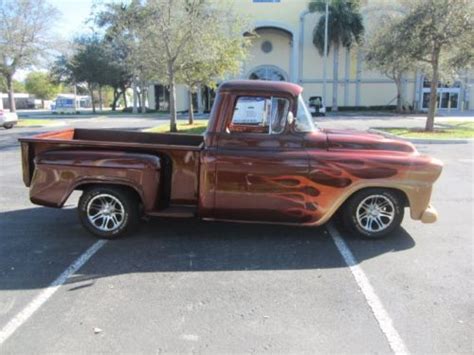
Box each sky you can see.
[15,0,108,80]
[49,0,97,39]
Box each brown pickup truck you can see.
[19,80,442,239]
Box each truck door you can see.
[214,95,310,223]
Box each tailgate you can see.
[20,141,34,187]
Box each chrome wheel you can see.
[86,193,125,232]
[356,194,395,233]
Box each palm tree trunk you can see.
[332,44,339,112]
[344,47,350,107]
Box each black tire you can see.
[4,124,13,129]
[78,186,140,239]
[341,188,404,239]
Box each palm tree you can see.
[309,0,364,111]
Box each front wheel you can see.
[3,124,14,129]
[341,188,404,239]
[78,186,139,239]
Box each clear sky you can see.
[14,0,106,80]
[49,0,96,39]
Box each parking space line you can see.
[0,240,107,346]
[327,223,408,355]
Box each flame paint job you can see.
[19,80,443,228]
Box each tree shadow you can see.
[0,207,415,291]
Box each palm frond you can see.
[310,0,364,53]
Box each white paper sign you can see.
[232,97,269,125]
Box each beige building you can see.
[148,0,473,113]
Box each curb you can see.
[368,128,473,145]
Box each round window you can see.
[261,41,273,54]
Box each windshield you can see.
[295,95,317,132]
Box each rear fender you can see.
[30,150,161,211]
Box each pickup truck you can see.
[19,80,442,239]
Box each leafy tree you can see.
[396,0,474,131]
[50,55,76,85]
[98,41,133,111]
[94,1,142,110]
[52,36,114,113]
[0,77,25,93]
[308,0,364,111]
[365,14,417,113]
[0,0,59,112]
[178,8,250,124]
[138,0,250,132]
[25,72,61,108]
[138,0,205,130]
[68,35,109,113]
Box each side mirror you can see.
[287,111,295,126]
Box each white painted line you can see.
[0,240,107,346]
[327,223,409,355]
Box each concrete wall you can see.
[243,28,292,80]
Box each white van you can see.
[51,95,91,114]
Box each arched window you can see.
[249,66,287,81]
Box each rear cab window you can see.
[228,96,289,134]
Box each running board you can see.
[147,205,196,218]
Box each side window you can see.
[270,97,289,134]
[229,96,289,134]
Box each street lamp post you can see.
[323,0,329,109]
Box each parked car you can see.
[308,96,326,116]
[0,99,18,129]
[19,80,442,239]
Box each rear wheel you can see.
[342,188,404,239]
[3,124,13,129]
[78,186,139,239]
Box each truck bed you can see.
[22,128,204,149]
[19,128,204,206]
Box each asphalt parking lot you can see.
[0,119,472,353]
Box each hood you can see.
[322,128,416,153]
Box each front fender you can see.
[30,150,161,211]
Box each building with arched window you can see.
[148,0,473,113]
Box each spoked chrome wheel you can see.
[86,193,125,232]
[355,194,395,233]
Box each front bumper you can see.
[420,204,438,223]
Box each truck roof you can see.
[218,80,303,97]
